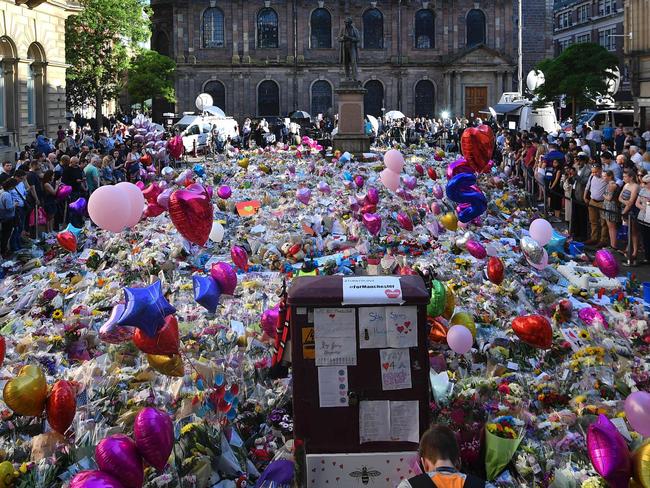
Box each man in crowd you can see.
[630,146,644,166]
[583,162,609,247]
[84,155,100,195]
[571,152,591,242]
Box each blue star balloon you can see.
[65,223,83,237]
[117,281,176,337]
[193,275,221,313]
[193,163,205,177]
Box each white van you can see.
[575,109,635,135]
[482,93,560,133]
[173,114,239,153]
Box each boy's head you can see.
[418,424,460,471]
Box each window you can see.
[27,65,34,126]
[364,80,383,117]
[257,8,278,49]
[311,80,332,116]
[203,7,225,48]
[598,0,616,16]
[466,9,486,47]
[576,33,591,43]
[599,27,616,51]
[558,38,573,52]
[414,80,435,117]
[187,125,200,136]
[153,31,170,57]
[204,80,225,110]
[414,10,435,49]
[363,9,383,49]
[310,8,331,49]
[557,11,572,29]
[577,4,590,23]
[258,80,279,116]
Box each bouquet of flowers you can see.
[485,415,524,480]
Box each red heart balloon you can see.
[46,380,77,435]
[134,315,180,355]
[486,256,504,285]
[511,315,552,349]
[57,231,77,252]
[141,153,152,166]
[142,184,162,205]
[427,167,437,180]
[461,125,495,173]
[169,188,213,246]
[144,203,166,218]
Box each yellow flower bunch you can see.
[179,283,193,291]
[531,285,545,294]
[180,422,199,436]
[52,309,64,321]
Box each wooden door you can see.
[464,86,487,120]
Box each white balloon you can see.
[209,221,225,243]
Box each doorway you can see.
[464,86,487,120]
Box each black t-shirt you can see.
[62,166,84,193]
[26,171,44,200]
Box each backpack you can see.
[408,473,486,488]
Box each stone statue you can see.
[339,17,360,81]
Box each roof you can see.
[486,103,526,115]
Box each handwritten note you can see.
[342,277,404,305]
[358,307,388,349]
[389,401,419,443]
[318,366,349,408]
[359,400,419,444]
[314,308,357,366]
[380,348,412,390]
[385,306,418,348]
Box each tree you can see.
[127,50,176,111]
[534,43,619,123]
[65,0,150,131]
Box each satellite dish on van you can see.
[526,70,545,92]
[605,67,621,95]
[195,93,214,112]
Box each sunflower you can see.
[578,329,591,341]
[52,309,64,321]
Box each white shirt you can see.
[586,130,602,143]
[642,130,650,142]
[632,152,644,166]
[586,174,608,201]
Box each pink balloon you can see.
[354,175,364,188]
[88,186,131,232]
[217,185,232,200]
[261,306,280,337]
[142,183,162,205]
[587,415,631,488]
[116,182,145,228]
[296,188,311,205]
[594,249,619,278]
[396,212,413,231]
[466,240,487,259]
[362,213,382,236]
[431,201,441,215]
[205,185,213,199]
[624,391,650,436]
[384,149,404,173]
[402,175,417,190]
[317,181,331,194]
[380,169,400,192]
[231,246,249,271]
[135,181,145,190]
[529,219,553,246]
[447,325,473,354]
[157,188,173,210]
[99,304,134,344]
[211,262,237,295]
[95,434,143,488]
[578,307,607,328]
[133,407,174,471]
[70,471,126,488]
[366,187,379,205]
[56,184,72,201]
[432,184,444,199]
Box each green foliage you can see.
[65,0,150,115]
[127,49,176,109]
[533,43,619,119]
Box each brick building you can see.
[150,0,523,122]
[624,0,650,127]
[517,0,554,78]
[0,0,81,161]
[553,0,631,103]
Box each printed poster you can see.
[379,348,412,391]
[317,366,349,408]
[342,277,404,305]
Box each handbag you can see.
[29,207,46,226]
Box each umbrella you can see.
[290,110,311,120]
[366,115,379,135]
[385,110,405,121]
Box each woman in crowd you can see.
[101,155,115,185]
[0,178,17,257]
[636,174,650,264]
[619,168,641,264]
[548,158,563,220]
[602,170,621,250]
[42,170,60,234]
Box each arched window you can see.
[414,80,435,117]
[203,7,225,48]
[0,37,17,132]
[415,10,435,49]
[204,80,226,111]
[310,8,332,49]
[466,9,486,47]
[257,8,279,48]
[364,80,383,117]
[258,80,279,116]
[26,65,34,126]
[311,80,332,116]
[153,31,170,56]
[27,43,45,129]
[363,8,383,49]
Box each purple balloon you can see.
[156,188,173,210]
[362,213,382,236]
[95,435,143,488]
[432,183,444,199]
[217,185,232,200]
[594,249,619,278]
[69,197,87,215]
[354,175,364,188]
[210,262,237,295]
[70,470,126,488]
[205,185,213,199]
[261,306,280,337]
[133,407,174,471]
[99,304,134,344]
[296,188,311,205]
[366,187,379,205]
[317,181,331,194]
[466,240,487,259]
[578,307,607,328]
[402,175,417,190]
[587,415,631,488]
[57,184,72,201]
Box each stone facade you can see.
[0,1,81,162]
[624,0,650,127]
[151,0,521,122]
[553,0,631,102]
[517,0,554,78]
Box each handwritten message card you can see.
[380,348,412,390]
[359,400,419,443]
[358,307,388,349]
[314,308,357,366]
[385,306,418,348]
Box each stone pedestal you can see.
[333,81,370,154]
